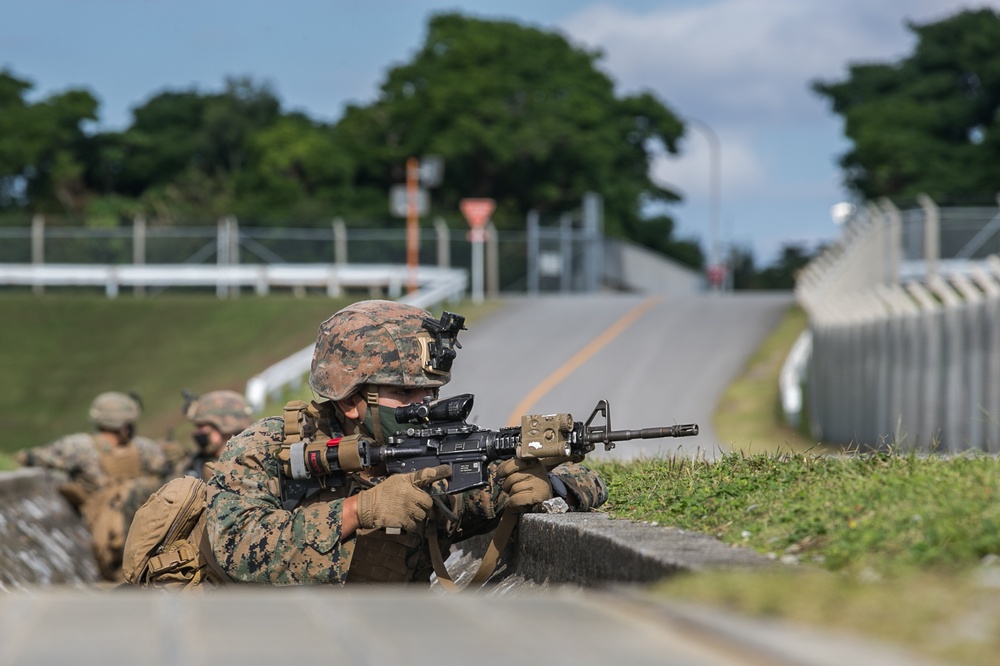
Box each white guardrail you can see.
[0,262,467,412]
[0,262,466,299]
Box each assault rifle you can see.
[278,393,698,509]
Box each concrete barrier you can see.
[0,469,771,591]
[0,469,100,590]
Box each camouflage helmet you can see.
[184,390,254,436]
[88,391,141,429]
[309,300,460,401]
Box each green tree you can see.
[333,12,688,252]
[726,244,757,290]
[756,243,815,290]
[84,77,284,221]
[0,69,99,216]
[812,9,1000,203]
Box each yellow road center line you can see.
[505,295,662,425]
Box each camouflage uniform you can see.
[207,414,605,584]
[206,300,607,586]
[17,391,168,493]
[16,392,170,580]
[173,389,254,481]
[17,431,167,496]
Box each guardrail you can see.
[0,262,465,299]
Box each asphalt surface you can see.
[447,292,795,460]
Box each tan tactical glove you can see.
[497,457,553,511]
[356,465,452,533]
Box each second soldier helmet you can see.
[309,300,461,402]
[184,390,254,436]
[88,391,141,429]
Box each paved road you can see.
[0,586,941,666]
[447,292,795,460]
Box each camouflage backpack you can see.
[122,475,230,589]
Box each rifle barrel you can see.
[592,424,699,443]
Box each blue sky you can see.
[4,0,997,265]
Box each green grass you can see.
[0,292,501,467]
[713,304,825,454]
[596,451,1000,576]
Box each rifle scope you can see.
[394,393,474,424]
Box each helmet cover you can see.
[309,300,454,401]
[89,391,141,429]
[184,390,254,436]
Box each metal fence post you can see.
[486,221,499,299]
[917,194,940,279]
[527,210,539,295]
[583,192,603,292]
[133,215,146,298]
[559,213,572,293]
[31,214,44,295]
[434,217,449,269]
[216,217,229,299]
[333,217,348,266]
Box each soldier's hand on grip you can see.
[356,465,452,533]
[498,458,552,511]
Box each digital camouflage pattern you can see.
[185,390,254,436]
[17,432,169,494]
[88,391,142,429]
[17,431,171,581]
[309,300,450,401]
[206,415,607,585]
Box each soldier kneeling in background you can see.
[17,391,170,582]
[170,389,255,481]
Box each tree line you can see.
[2,9,998,289]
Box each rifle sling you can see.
[427,510,519,592]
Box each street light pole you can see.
[684,117,722,280]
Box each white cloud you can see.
[652,129,764,198]
[561,0,1000,124]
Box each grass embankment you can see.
[0,292,499,469]
[592,303,1000,666]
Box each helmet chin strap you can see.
[365,386,383,444]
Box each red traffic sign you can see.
[460,198,495,229]
[706,264,728,286]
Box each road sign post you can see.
[390,156,443,294]
[460,198,495,304]
[405,157,420,294]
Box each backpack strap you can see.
[194,512,233,585]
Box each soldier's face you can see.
[376,385,436,408]
[193,424,227,457]
[337,385,436,422]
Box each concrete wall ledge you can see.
[0,469,771,591]
[0,469,100,590]
[514,512,774,585]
